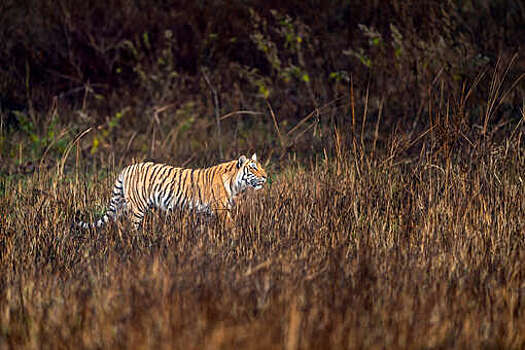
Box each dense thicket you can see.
[1,0,524,125]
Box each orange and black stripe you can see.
[76,154,267,229]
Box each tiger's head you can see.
[236,153,267,190]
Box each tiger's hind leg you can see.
[129,205,147,230]
[105,189,125,221]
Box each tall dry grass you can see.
[1,94,525,348]
[1,3,524,346]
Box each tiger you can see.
[75,154,267,229]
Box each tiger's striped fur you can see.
[76,154,267,229]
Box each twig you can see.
[202,69,222,158]
[219,110,264,121]
[380,125,436,168]
[244,259,273,277]
[286,97,346,137]
[371,96,384,160]
[58,127,93,178]
[266,100,285,149]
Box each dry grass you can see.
[1,4,525,345]
[1,112,525,349]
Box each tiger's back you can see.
[76,154,267,229]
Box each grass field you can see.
[2,1,525,349]
[2,97,525,348]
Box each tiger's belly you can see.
[149,189,213,216]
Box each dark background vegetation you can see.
[1,0,524,167]
[1,0,525,348]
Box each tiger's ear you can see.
[237,155,247,168]
[251,153,257,162]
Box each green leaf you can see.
[301,73,310,83]
[90,137,99,154]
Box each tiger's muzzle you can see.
[251,176,267,190]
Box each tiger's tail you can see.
[75,174,125,229]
